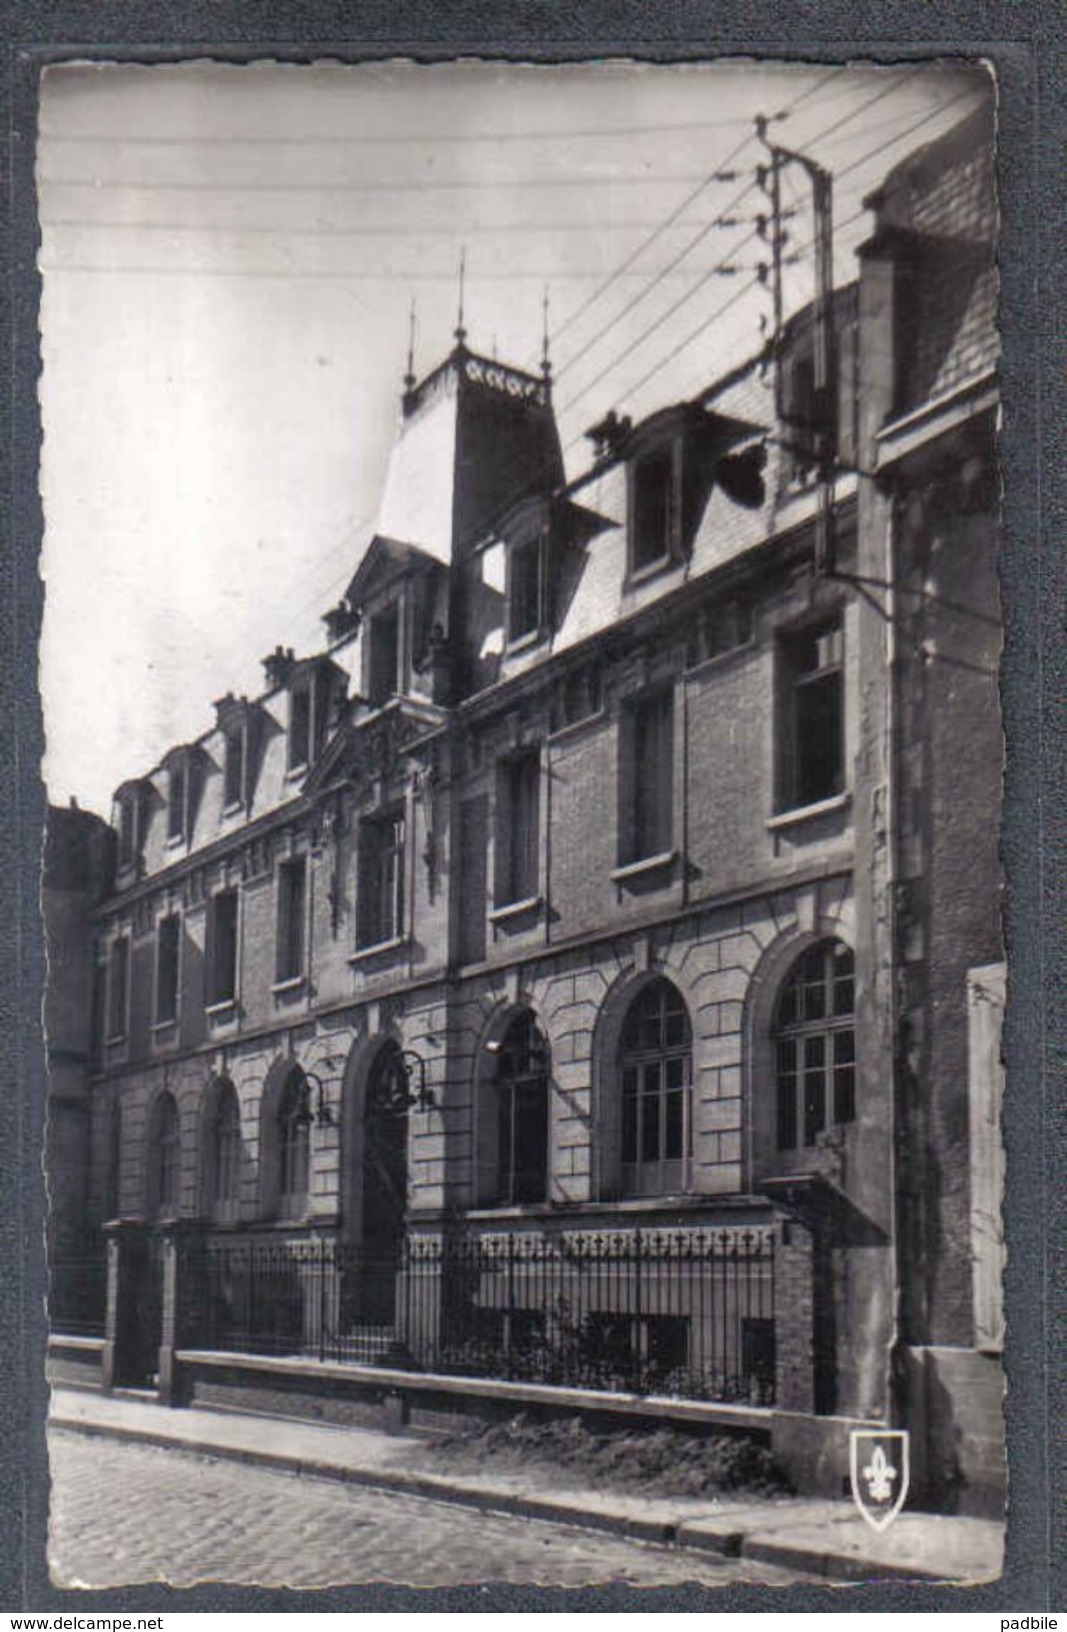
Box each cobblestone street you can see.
[49,1430,798,1591]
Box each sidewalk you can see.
[50,1387,1004,1585]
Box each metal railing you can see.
[49,1249,108,1339]
[187,1226,776,1405]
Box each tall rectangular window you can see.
[167,763,187,840]
[625,691,674,863]
[368,603,400,705]
[223,727,245,809]
[117,795,139,868]
[779,618,845,810]
[206,890,239,1007]
[275,858,307,983]
[107,936,129,1040]
[289,687,311,771]
[496,749,541,906]
[155,915,180,1025]
[357,812,405,949]
[507,537,543,643]
[630,446,676,573]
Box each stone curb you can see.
[50,1411,968,1583]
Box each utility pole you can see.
[756,118,838,575]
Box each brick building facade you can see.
[47,105,1002,1510]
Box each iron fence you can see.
[188,1226,776,1405]
[49,1249,107,1339]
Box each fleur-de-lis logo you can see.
[849,1430,910,1532]
[863,1445,896,1503]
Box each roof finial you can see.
[540,284,552,387]
[404,296,417,392]
[454,247,467,348]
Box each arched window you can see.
[278,1069,310,1218]
[151,1091,180,1218]
[618,978,691,1196]
[774,940,855,1152]
[211,1079,242,1219]
[494,1012,549,1205]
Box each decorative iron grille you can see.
[187,1226,776,1405]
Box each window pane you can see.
[156,917,180,1024]
[224,730,244,807]
[211,893,238,1003]
[496,1013,548,1203]
[358,815,404,947]
[289,688,311,769]
[641,1087,660,1162]
[368,604,400,704]
[168,766,185,839]
[803,1036,826,1145]
[632,692,673,859]
[509,539,541,641]
[276,861,306,981]
[833,1029,855,1066]
[795,671,843,805]
[632,448,674,570]
[803,971,827,1022]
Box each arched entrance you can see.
[360,1041,410,1323]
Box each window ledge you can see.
[151,1017,179,1035]
[204,998,238,1021]
[503,628,545,657]
[271,975,307,997]
[285,764,308,784]
[766,791,851,832]
[104,1033,127,1047]
[489,895,543,926]
[348,935,408,966]
[221,800,245,819]
[165,833,186,851]
[625,553,677,590]
[611,850,677,885]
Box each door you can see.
[360,1044,410,1324]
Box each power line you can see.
[553,180,758,381]
[554,65,937,417]
[41,214,708,238]
[38,261,764,284]
[548,66,844,354]
[300,72,966,618]
[38,169,751,196]
[38,113,767,148]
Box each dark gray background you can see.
[4,3,1062,1612]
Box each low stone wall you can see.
[47,1335,105,1392]
[175,1349,774,1444]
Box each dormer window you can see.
[286,664,338,774]
[114,779,150,874]
[118,797,137,868]
[289,686,312,772]
[215,694,261,813]
[167,762,187,842]
[630,444,679,576]
[367,601,401,706]
[164,748,199,846]
[223,726,245,810]
[507,534,545,646]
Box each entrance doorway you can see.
[360,1042,410,1324]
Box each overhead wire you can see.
[281,75,971,628]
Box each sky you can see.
[36,57,991,815]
